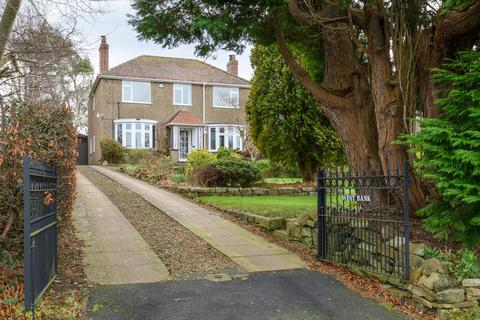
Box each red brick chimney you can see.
[99,35,109,73]
[227,54,238,76]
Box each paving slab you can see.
[73,171,169,285]
[91,166,305,273]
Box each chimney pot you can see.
[99,36,109,73]
[227,54,238,77]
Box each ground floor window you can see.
[208,125,244,151]
[114,120,156,149]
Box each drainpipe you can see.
[202,83,206,149]
[202,83,206,122]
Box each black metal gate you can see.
[317,161,410,283]
[23,156,58,312]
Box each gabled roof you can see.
[100,55,250,86]
[166,109,205,126]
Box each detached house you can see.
[88,36,250,164]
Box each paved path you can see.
[91,166,305,272]
[88,269,403,320]
[74,171,169,285]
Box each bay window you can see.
[122,80,151,104]
[114,120,156,149]
[208,126,244,151]
[213,87,239,108]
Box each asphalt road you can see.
[87,270,403,320]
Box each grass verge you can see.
[198,195,316,218]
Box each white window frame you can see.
[89,135,96,154]
[122,80,152,104]
[213,86,239,108]
[114,119,157,149]
[208,125,244,151]
[173,83,192,106]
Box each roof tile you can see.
[167,109,205,126]
[102,55,249,85]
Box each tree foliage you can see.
[129,0,480,211]
[0,102,77,243]
[247,44,345,181]
[7,18,94,129]
[403,50,480,247]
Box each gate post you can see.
[317,168,327,260]
[22,156,34,313]
[403,160,410,282]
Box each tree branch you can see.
[286,0,365,28]
[435,2,480,45]
[0,0,22,59]
[273,13,352,109]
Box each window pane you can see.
[184,85,191,104]
[235,136,241,150]
[132,81,151,103]
[210,128,216,150]
[123,84,131,101]
[214,87,230,106]
[135,123,141,130]
[152,125,156,148]
[228,135,233,149]
[231,88,239,107]
[136,131,141,148]
[116,124,122,143]
[126,132,132,147]
[174,85,182,104]
[126,123,131,130]
[219,135,225,148]
[145,132,150,148]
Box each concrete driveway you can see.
[87,270,403,320]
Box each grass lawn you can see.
[263,177,303,184]
[198,195,316,218]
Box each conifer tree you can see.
[404,51,480,247]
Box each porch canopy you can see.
[166,109,206,155]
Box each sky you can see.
[76,1,254,80]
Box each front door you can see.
[179,129,190,161]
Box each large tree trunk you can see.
[279,0,480,212]
[364,3,427,210]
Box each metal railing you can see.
[317,161,410,286]
[23,156,58,315]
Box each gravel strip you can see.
[78,166,243,280]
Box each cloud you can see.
[77,1,253,79]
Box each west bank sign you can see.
[341,194,372,202]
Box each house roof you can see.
[100,55,250,86]
[166,109,205,126]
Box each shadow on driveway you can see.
[88,270,403,320]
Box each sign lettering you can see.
[341,194,371,202]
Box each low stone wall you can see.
[406,253,479,317]
[176,186,317,198]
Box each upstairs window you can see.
[213,87,239,108]
[122,80,151,104]
[173,83,192,105]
